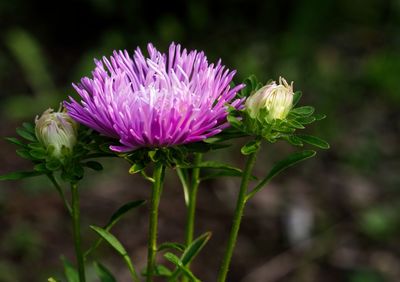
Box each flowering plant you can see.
[1,42,328,282]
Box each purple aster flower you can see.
[65,43,244,152]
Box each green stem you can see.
[47,174,72,215]
[184,153,202,246]
[71,183,86,282]
[217,149,259,282]
[146,163,165,282]
[181,153,202,282]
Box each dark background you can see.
[0,0,399,281]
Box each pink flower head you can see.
[65,43,244,152]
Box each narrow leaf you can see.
[154,265,172,277]
[286,135,304,147]
[291,106,315,116]
[62,257,79,282]
[107,200,146,228]
[5,137,26,147]
[0,171,42,180]
[94,262,117,282]
[158,242,186,252]
[286,119,305,129]
[179,161,242,174]
[296,116,316,124]
[90,226,127,256]
[247,150,316,199]
[181,232,211,265]
[16,149,32,159]
[297,134,330,149]
[314,113,327,120]
[22,122,35,133]
[164,253,200,282]
[16,127,36,142]
[29,148,47,159]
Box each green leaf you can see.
[266,150,316,182]
[154,265,172,277]
[46,159,61,171]
[84,161,103,171]
[106,200,146,229]
[16,149,32,159]
[164,253,200,282]
[29,148,47,159]
[292,91,302,106]
[94,262,116,282]
[62,257,79,282]
[179,161,242,176]
[286,135,304,147]
[241,140,260,155]
[286,119,305,129]
[201,170,245,181]
[5,137,26,147]
[16,127,36,142]
[47,278,59,282]
[129,163,145,174]
[314,113,327,120]
[296,116,316,124]
[291,106,315,116]
[158,242,186,252]
[90,226,127,256]
[247,150,316,199]
[0,170,42,180]
[22,122,35,133]
[181,232,211,265]
[85,200,146,258]
[296,134,330,149]
[34,163,48,172]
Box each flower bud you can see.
[245,77,294,122]
[35,108,78,159]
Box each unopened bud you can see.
[35,108,78,159]
[245,77,294,122]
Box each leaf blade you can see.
[90,226,127,256]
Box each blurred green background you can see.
[0,0,399,281]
